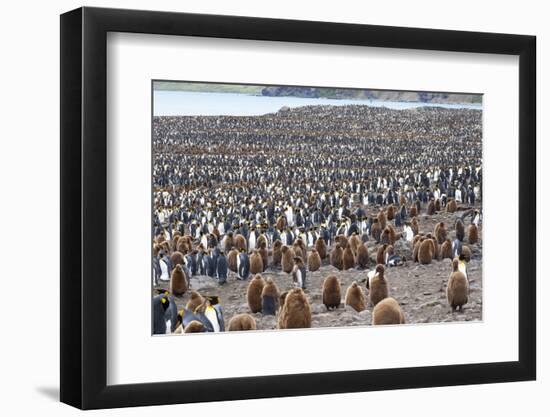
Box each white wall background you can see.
[0,0,545,415]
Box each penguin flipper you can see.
[215,305,225,332]
[195,312,215,332]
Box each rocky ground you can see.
[153,207,482,331]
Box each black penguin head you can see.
[207,296,220,305]
[160,296,170,312]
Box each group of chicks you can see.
[153,201,480,334]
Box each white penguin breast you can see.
[205,307,220,332]
[405,226,413,242]
[249,234,256,250]
[160,260,169,281]
[296,269,303,288]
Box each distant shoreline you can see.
[153,81,482,106]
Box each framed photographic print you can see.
[60,6,536,410]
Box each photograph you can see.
[151,81,483,334]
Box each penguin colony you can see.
[152,103,483,334]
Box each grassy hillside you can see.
[153,81,263,95]
[154,81,481,105]
[260,86,482,104]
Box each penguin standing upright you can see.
[377,209,387,230]
[394,211,402,227]
[440,238,453,260]
[249,250,264,275]
[427,198,435,215]
[356,243,369,269]
[418,239,434,264]
[197,250,207,275]
[277,288,311,329]
[227,248,239,272]
[200,231,208,250]
[348,233,362,255]
[258,241,269,272]
[216,251,228,284]
[467,223,479,244]
[403,224,414,242]
[455,218,465,242]
[434,222,447,244]
[315,237,328,260]
[386,205,395,221]
[447,198,457,213]
[399,204,407,221]
[153,294,178,335]
[206,248,219,277]
[292,256,307,289]
[330,244,344,270]
[185,251,198,276]
[272,239,283,268]
[368,264,388,307]
[411,217,420,236]
[281,245,295,273]
[307,248,322,272]
[195,296,225,332]
[376,244,389,265]
[447,258,469,311]
[247,274,265,313]
[409,203,418,218]
[344,281,366,312]
[223,232,234,253]
[342,245,356,270]
[248,228,257,252]
[234,234,247,251]
[170,264,189,296]
[261,277,280,315]
[237,249,250,280]
[158,252,172,282]
[322,275,342,310]
[370,219,381,243]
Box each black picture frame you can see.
[60,6,536,410]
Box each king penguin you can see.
[195,296,225,332]
[153,293,178,335]
[237,249,250,280]
[216,250,228,284]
